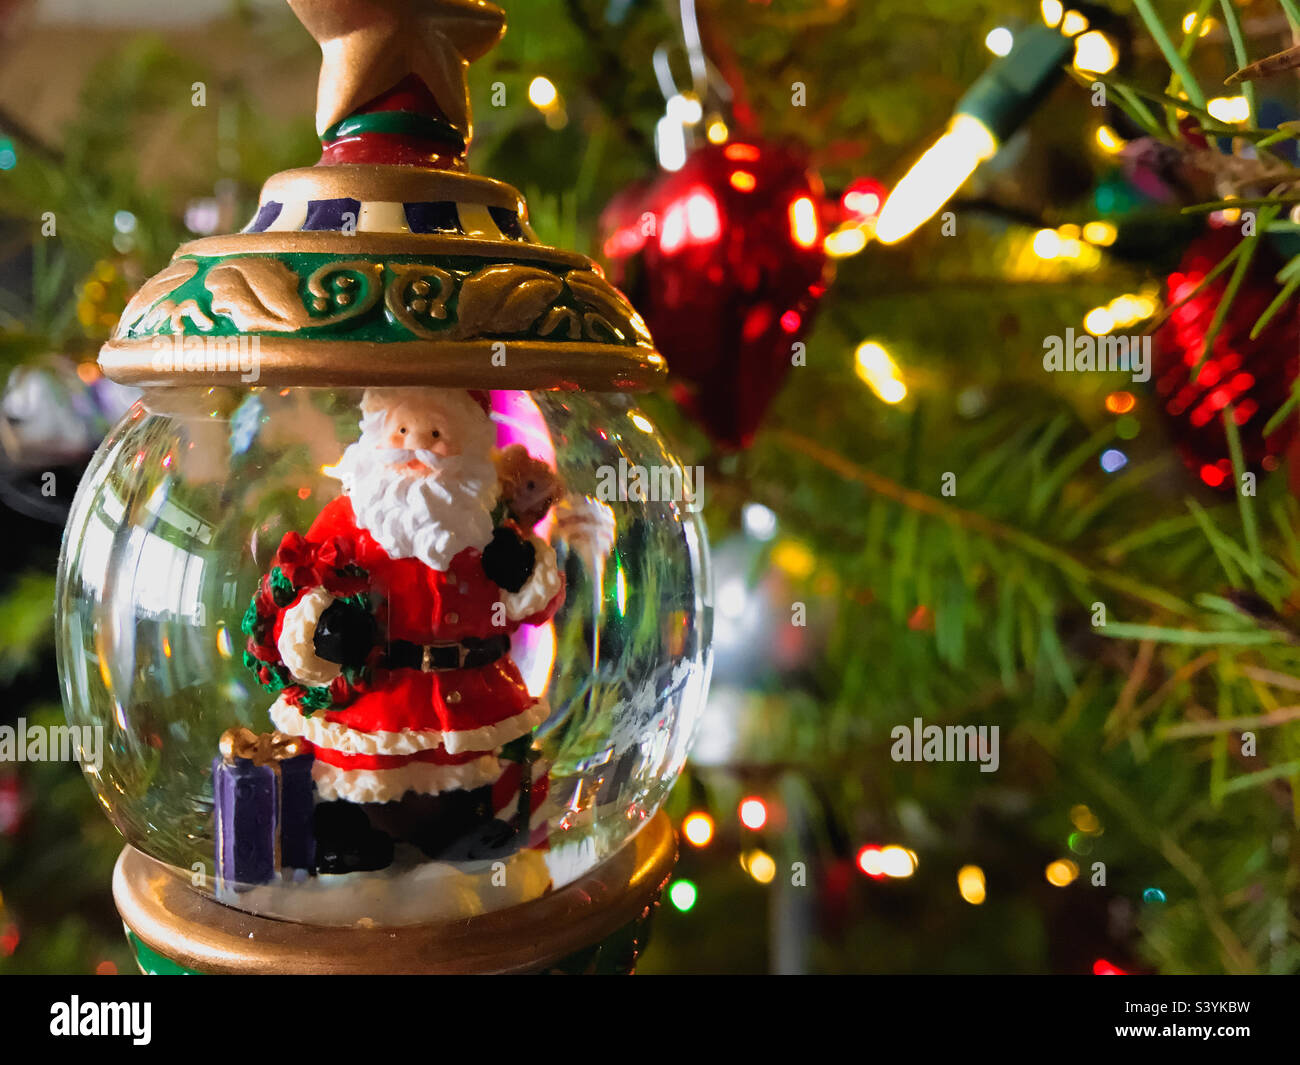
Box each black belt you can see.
[385,634,511,672]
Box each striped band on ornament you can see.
[243,198,533,241]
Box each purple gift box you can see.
[213,728,315,890]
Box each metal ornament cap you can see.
[99,0,666,391]
[113,809,677,974]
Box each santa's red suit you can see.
[268,494,563,834]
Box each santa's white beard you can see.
[335,439,499,571]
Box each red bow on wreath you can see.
[273,534,368,597]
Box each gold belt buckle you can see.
[421,642,464,671]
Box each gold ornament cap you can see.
[114,809,677,974]
[99,0,665,391]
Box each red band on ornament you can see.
[319,133,464,168]
[317,74,466,168]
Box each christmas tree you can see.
[2,0,1299,975]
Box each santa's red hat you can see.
[360,387,494,421]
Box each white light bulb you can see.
[875,114,997,245]
[985,27,1013,57]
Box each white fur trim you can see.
[271,696,443,755]
[441,698,551,754]
[503,535,562,622]
[553,493,616,562]
[269,695,551,757]
[277,588,342,688]
[311,754,502,803]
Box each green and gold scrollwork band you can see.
[102,249,663,390]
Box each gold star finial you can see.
[288,0,506,144]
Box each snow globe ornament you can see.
[55,0,712,975]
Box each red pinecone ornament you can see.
[1153,225,1299,490]
[600,141,830,449]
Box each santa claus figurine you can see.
[241,387,605,876]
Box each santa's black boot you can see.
[440,816,520,862]
[313,800,394,874]
[364,787,507,861]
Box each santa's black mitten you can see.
[481,527,536,593]
[313,598,377,668]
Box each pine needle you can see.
[1160,705,1300,737]
[1112,82,1165,138]
[1028,425,1116,523]
[1192,211,1276,376]
[1255,127,1300,150]
[1241,665,1300,692]
[1186,498,1245,585]
[1218,760,1300,795]
[1128,650,1221,737]
[1224,42,1300,86]
[1262,377,1300,436]
[1249,271,1300,339]
[1060,750,1257,973]
[775,429,1193,616]
[1141,239,1247,335]
[1104,513,1202,559]
[1218,0,1256,119]
[1091,73,1246,134]
[1098,623,1279,645]
[1148,0,1208,111]
[1222,407,1261,575]
[1038,618,1077,695]
[1129,3,1207,108]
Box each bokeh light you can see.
[739,797,768,830]
[669,879,698,912]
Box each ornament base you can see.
[113,810,676,975]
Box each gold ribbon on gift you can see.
[219,727,304,768]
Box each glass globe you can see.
[56,385,711,926]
